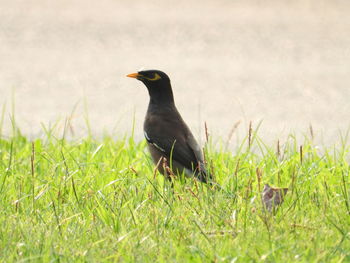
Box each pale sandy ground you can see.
[1,0,350,148]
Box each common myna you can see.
[127,69,211,183]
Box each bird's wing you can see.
[186,132,204,163]
[144,130,200,171]
[186,132,208,173]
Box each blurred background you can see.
[1,0,350,147]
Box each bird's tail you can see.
[196,169,212,184]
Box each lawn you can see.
[0,124,349,262]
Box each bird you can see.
[261,184,288,212]
[126,69,211,183]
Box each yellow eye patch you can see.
[143,73,161,81]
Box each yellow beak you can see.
[126,72,139,79]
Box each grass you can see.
[0,121,349,262]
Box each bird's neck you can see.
[147,101,177,113]
[147,87,175,107]
[147,91,177,114]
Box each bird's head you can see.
[127,69,170,86]
[127,69,174,105]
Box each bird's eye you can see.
[144,73,161,81]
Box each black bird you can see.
[127,69,211,183]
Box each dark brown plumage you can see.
[127,69,211,183]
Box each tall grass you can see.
[0,118,349,262]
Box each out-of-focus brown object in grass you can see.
[262,184,288,212]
